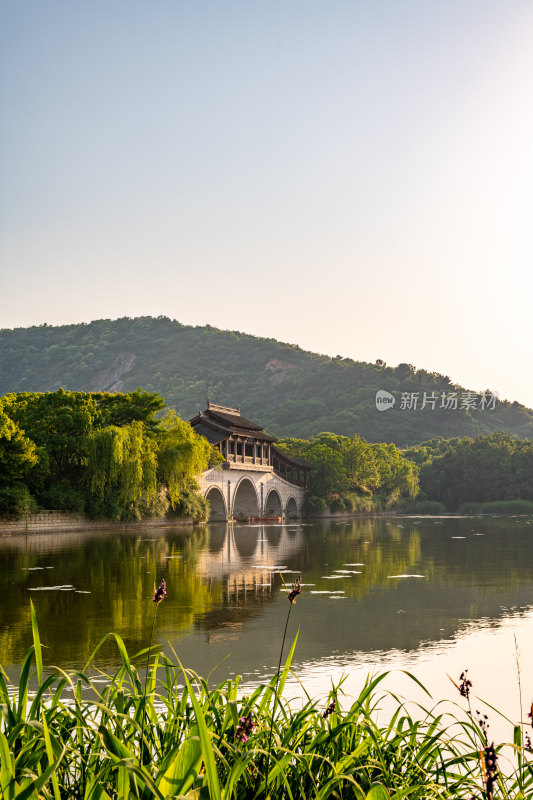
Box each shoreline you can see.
[0,509,196,536]
[1,508,528,537]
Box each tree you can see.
[343,435,380,491]
[418,432,533,509]
[156,411,215,507]
[279,432,420,503]
[370,443,419,497]
[94,388,165,430]
[85,421,158,512]
[3,390,96,484]
[0,400,38,487]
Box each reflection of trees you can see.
[0,524,306,670]
[2,518,533,671]
[306,518,533,597]
[0,529,222,670]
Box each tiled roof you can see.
[192,423,226,445]
[190,407,276,442]
[206,408,263,431]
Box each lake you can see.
[2,516,533,738]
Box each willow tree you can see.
[156,411,215,507]
[85,421,158,509]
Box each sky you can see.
[1,0,533,407]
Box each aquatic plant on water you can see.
[1,604,533,798]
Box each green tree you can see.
[157,411,215,507]
[0,400,38,487]
[343,435,380,491]
[419,432,533,509]
[279,432,419,503]
[370,443,419,497]
[94,388,165,430]
[4,389,96,484]
[85,421,158,510]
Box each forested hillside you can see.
[1,316,532,444]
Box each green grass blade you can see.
[366,783,391,800]
[177,661,222,800]
[0,730,17,798]
[30,600,43,686]
[41,709,61,800]
[85,778,114,800]
[15,745,67,800]
[276,629,299,701]
[156,732,202,797]
[15,645,35,723]
[98,724,137,762]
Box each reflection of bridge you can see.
[197,523,304,598]
[191,403,311,521]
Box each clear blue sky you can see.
[2,1,532,406]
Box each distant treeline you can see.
[405,433,533,511]
[278,431,533,514]
[277,433,419,512]
[2,387,532,520]
[1,316,532,443]
[0,389,219,521]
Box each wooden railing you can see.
[226,454,270,466]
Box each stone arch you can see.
[232,478,260,520]
[205,486,227,522]
[286,496,298,519]
[265,489,282,517]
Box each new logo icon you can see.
[375,390,395,412]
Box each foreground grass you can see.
[0,609,532,799]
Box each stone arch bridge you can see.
[190,402,310,522]
[198,468,304,521]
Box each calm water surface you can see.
[2,516,533,734]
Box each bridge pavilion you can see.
[190,402,311,521]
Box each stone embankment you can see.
[0,510,193,536]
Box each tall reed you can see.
[0,606,532,799]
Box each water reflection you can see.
[1,517,532,690]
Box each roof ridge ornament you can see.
[208,401,241,415]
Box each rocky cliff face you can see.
[89,352,136,392]
[265,358,297,386]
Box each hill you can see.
[1,316,532,444]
